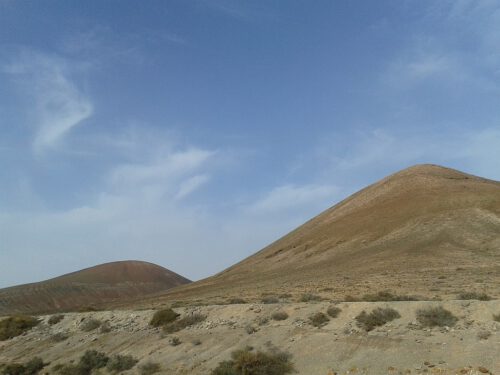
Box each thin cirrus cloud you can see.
[2,50,93,155]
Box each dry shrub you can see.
[0,316,39,341]
[309,312,330,328]
[271,311,288,321]
[228,298,247,304]
[1,357,45,375]
[457,292,491,301]
[300,293,322,302]
[416,306,458,327]
[362,291,419,302]
[139,362,161,375]
[162,313,206,334]
[261,296,280,304]
[326,306,341,318]
[48,314,64,325]
[355,307,400,331]
[51,332,69,342]
[149,308,180,327]
[106,354,138,373]
[211,347,294,375]
[493,313,500,322]
[80,318,101,332]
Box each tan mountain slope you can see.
[153,164,500,305]
[0,261,190,315]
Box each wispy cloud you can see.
[2,49,93,155]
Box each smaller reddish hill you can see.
[0,261,190,315]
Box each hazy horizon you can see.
[1,0,500,288]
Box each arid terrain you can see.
[1,164,499,374]
[138,164,500,308]
[0,300,499,374]
[0,261,190,315]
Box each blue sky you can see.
[1,0,499,287]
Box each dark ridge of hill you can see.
[0,261,190,315]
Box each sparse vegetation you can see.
[210,347,294,375]
[99,321,112,333]
[300,293,322,302]
[54,350,109,375]
[80,318,101,332]
[139,362,161,375]
[1,357,45,375]
[309,312,330,328]
[169,336,181,346]
[271,311,289,321]
[150,308,180,327]
[162,313,206,334]
[457,292,491,301]
[327,306,342,318]
[0,316,40,341]
[416,306,458,327]
[361,291,419,302]
[228,298,247,304]
[106,354,138,373]
[51,332,69,342]
[261,296,280,304]
[477,330,491,340]
[355,307,401,331]
[48,314,64,325]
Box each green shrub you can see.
[78,350,109,373]
[361,291,419,302]
[457,292,491,301]
[150,308,180,327]
[48,314,64,325]
[106,354,138,373]
[139,362,161,375]
[80,318,101,332]
[416,306,458,327]
[261,296,279,304]
[309,312,329,328]
[493,313,500,322]
[300,293,322,302]
[355,307,400,331]
[0,316,40,341]
[162,313,206,334]
[211,347,294,375]
[1,357,45,375]
[271,311,288,321]
[326,306,341,318]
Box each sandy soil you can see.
[1,300,499,374]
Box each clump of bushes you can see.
[355,307,400,331]
[309,312,330,328]
[53,350,109,375]
[163,313,206,334]
[300,293,322,302]
[139,362,161,375]
[271,311,289,321]
[1,357,45,375]
[261,296,280,304]
[416,306,458,327]
[326,306,341,318]
[149,308,180,327]
[0,316,40,341]
[80,318,101,332]
[361,291,419,302]
[457,292,491,301]
[48,314,64,325]
[211,347,294,375]
[106,354,138,373]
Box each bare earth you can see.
[1,300,499,374]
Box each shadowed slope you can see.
[0,261,190,315]
[154,164,500,304]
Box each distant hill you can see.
[154,164,500,304]
[0,261,190,315]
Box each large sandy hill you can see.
[149,164,500,306]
